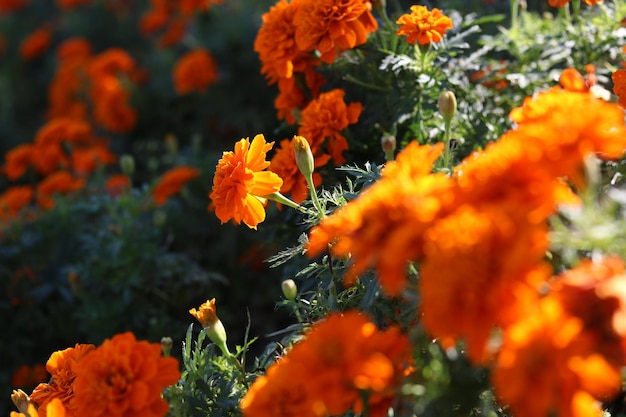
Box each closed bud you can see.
[438,91,457,122]
[161,337,173,356]
[293,135,315,179]
[120,154,135,177]
[381,133,396,161]
[281,279,298,301]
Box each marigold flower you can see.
[298,89,362,165]
[172,48,218,95]
[0,0,28,13]
[269,138,330,204]
[73,332,180,417]
[152,166,200,206]
[4,144,35,180]
[0,186,34,220]
[105,174,131,197]
[30,344,95,417]
[274,69,326,124]
[189,298,230,354]
[36,172,85,209]
[19,26,52,60]
[241,311,410,417]
[613,69,626,108]
[293,0,378,64]
[71,142,117,176]
[209,134,283,229]
[11,364,47,388]
[395,5,453,45]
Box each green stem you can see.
[442,119,453,169]
[509,0,519,30]
[359,391,370,417]
[304,174,325,218]
[571,0,580,21]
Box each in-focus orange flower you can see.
[189,298,218,328]
[396,5,453,45]
[209,134,283,229]
[30,344,96,417]
[241,311,410,417]
[613,69,626,108]
[172,48,219,95]
[297,89,362,165]
[269,137,330,204]
[73,332,180,417]
[20,26,53,61]
[293,0,378,64]
[152,166,200,206]
[36,172,86,209]
[0,186,34,220]
[11,364,47,388]
[273,69,326,124]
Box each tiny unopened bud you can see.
[120,154,135,177]
[438,90,457,122]
[165,134,179,155]
[161,337,173,357]
[189,299,230,356]
[281,279,298,301]
[293,135,315,178]
[380,133,396,161]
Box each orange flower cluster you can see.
[307,69,626,362]
[140,0,224,47]
[172,48,219,95]
[20,333,180,417]
[0,0,27,13]
[210,134,283,229]
[395,5,453,45]
[492,257,626,417]
[240,311,410,417]
[48,38,92,120]
[152,166,201,206]
[255,0,373,124]
[19,26,53,61]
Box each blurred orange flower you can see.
[105,174,131,197]
[613,69,626,108]
[71,142,117,176]
[396,5,453,45]
[294,0,377,64]
[36,172,85,209]
[73,332,180,417]
[152,166,200,206]
[4,144,35,180]
[172,48,219,95]
[0,186,34,219]
[30,344,96,417]
[298,89,362,165]
[20,26,53,61]
[209,134,283,229]
[269,137,330,204]
[56,0,91,8]
[11,364,47,388]
[0,0,28,13]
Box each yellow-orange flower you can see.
[395,5,453,45]
[152,166,200,206]
[189,298,219,328]
[73,332,180,417]
[209,134,283,229]
[30,344,96,417]
[19,26,53,60]
[613,69,626,108]
[298,89,362,165]
[241,311,410,417]
[172,48,219,95]
[293,0,378,64]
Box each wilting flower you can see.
[293,0,378,64]
[19,26,53,60]
[241,311,410,417]
[73,332,180,417]
[396,5,453,45]
[30,344,96,417]
[209,134,283,229]
[298,89,362,165]
[172,48,219,95]
[152,166,200,206]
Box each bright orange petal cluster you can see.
[29,344,96,417]
[72,332,180,417]
[297,88,362,165]
[241,311,410,417]
[395,5,453,45]
[293,0,378,64]
[19,26,53,61]
[492,257,626,417]
[152,166,200,206]
[613,69,626,108]
[209,134,283,229]
[172,48,219,95]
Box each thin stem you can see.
[304,174,325,218]
[571,0,580,21]
[509,0,519,31]
[442,119,453,169]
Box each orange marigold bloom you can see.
[293,0,378,64]
[0,186,34,219]
[4,144,35,180]
[152,166,200,206]
[269,137,330,204]
[105,174,131,197]
[613,69,626,108]
[307,143,457,297]
[36,172,85,209]
[189,298,219,327]
[71,142,117,176]
[172,48,219,95]
[91,76,137,133]
[209,134,283,229]
[241,311,410,417]
[139,7,169,35]
[73,332,180,417]
[19,26,53,61]
[274,69,326,124]
[30,344,96,417]
[158,17,188,48]
[395,5,453,45]
[11,364,47,388]
[298,88,362,165]
[0,0,28,13]
[34,119,93,146]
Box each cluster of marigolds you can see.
[6,0,626,417]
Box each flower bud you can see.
[120,154,135,177]
[160,337,173,357]
[189,299,230,356]
[293,135,315,179]
[438,91,457,123]
[281,279,298,301]
[380,133,396,161]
